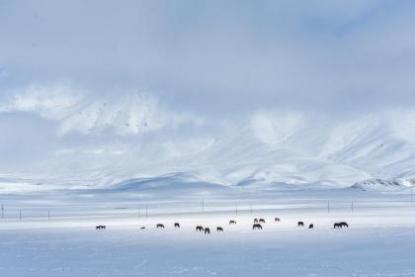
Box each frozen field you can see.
[1,190,415,277]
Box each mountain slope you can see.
[1,91,415,191]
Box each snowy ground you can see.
[1,189,415,277]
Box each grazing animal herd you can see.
[196,225,221,234]
[95,218,350,233]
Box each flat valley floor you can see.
[1,205,415,277]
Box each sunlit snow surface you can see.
[1,188,415,277]
[4,93,415,189]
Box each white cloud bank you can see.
[0,84,201,136]
[1,1,415,186]
[0,84,84,120]
[1,1,415,114]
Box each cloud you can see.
[0,84,203,136]
[251,111,305,145]
[0,83,84,120]
[2,1,415,182]
[56,89,200,136]
[1,1,415,115]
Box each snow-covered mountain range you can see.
[1,87,415,192]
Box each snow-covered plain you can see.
[1,188,415,277]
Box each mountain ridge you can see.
[2,91,415,191]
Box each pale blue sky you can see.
[2,1,415,174]
[1,0,415,114]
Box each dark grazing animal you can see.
[334,222,349,229]
[254,218,259,223]
[253,223,263,230]
[259,218,266,223]
[140,226,146,230]
[298,221,304,227]
[96,225,106,230]
[216,227,224,232]
[229,220,237,225]
[156,223,165,229]
[340,222,349,228]
[204,228,211,234]
[308,224,314,229]
[274,217,280,222]
[174,222,180,228]
[196,225,204,232]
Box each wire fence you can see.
[0,196,414,222]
